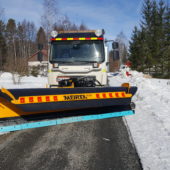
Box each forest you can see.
[129,0,170,78]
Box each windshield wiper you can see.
[73,60,95,63]
[51,61,73,64]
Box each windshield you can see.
[50,40,104,63]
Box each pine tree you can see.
[141,0,153,31]
[156,0,166,74]
[0,19,6,70]
[36,27,46,46]
[140,0,154,71]
[5,19,17,64]
[0,20,5,33]
[151,1,159,63]
[79,22,88,30]
[129,27,141,70]
[163,5,170,77]
[129,0,169,77]
[36,27,47,61]
[0,31,7,70]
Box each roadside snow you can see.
[109,71,170,170]
[0,72,48,135]
[0,72,47,89]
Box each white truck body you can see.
[48,30,109,87]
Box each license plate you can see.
[57,76,70,81]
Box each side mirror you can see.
[38,51,43,62]
[37,44,44,62]
[112,42,119,49]
[38,44,44,50]
[113,50,119,60]
[106,62,110,66]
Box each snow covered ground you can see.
[0,72,47,89]
[0,71,170,170]
[109,71,170,170]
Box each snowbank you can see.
[0,72,48,135]
[109,70,170,170]
[0,72,47,89]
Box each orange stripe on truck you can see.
[11,91,132,105]
[51,37,104,41]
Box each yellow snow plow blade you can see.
[0,85,137,132]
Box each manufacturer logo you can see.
[63,95,87,101]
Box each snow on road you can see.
[109,71,170,170]
[0,71,170,170]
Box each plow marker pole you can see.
[0,110,134,133]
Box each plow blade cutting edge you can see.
[0,86,137,132]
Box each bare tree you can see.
[71,23,78,30]
[4,19,36,83]
[0,5,5,21]
[41,0,59,37]
[116,31,128,65]
[17,20,36,59]
[62,15,73,30]
[79,22,88,30]
[4,57,28,84]
[25,21,37,57]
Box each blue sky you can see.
[0,0,144,40]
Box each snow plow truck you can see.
[0,29,137,132]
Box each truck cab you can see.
[48,29,109,87]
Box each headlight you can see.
[93,62,100,68]
[51,31,58,38]
[95,29,103,37]
[53,63,59,68]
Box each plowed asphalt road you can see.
[0,117,143,170]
